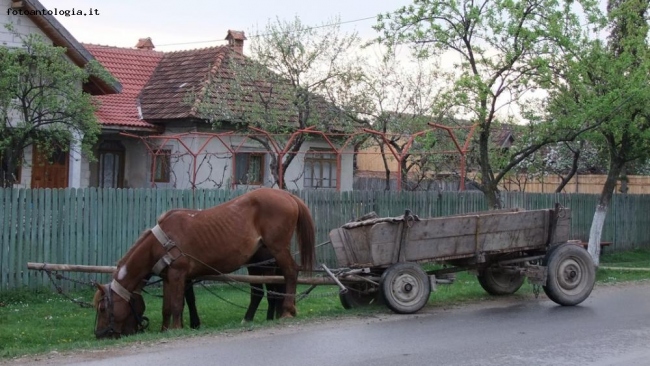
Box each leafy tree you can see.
[374,0,603,207]
[335,51,454,191]
[544,0,650,265]
[193,17,362,189]
[504,140,607,192]
[0,27,112,187]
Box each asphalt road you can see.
[8,281,650,366]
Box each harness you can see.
[151,224,182,275]
[94,281,149,338]
[95,224,178,337]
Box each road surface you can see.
[6,281,650,366]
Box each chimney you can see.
[225,30,246,54]
[135,37,155,50]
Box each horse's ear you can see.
[96,282,105,294]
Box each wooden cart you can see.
[27,206,596,316]
[329,206,596,314]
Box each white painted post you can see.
[68,130,83,188]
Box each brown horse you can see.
[93,188,314,338]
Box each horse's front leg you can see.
[162,275,187,331]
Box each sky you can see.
[44,0,411,51]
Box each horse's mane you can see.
[116,228,152,267]
[115,209,178,267]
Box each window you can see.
[0,150,22,185]
[304,149,337,189]
[98,140,125,188]
[152,149,171,183]
[234,153,264,185]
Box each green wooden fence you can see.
[1,188,649,290]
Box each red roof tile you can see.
[84,44,163,129]
[139,46,230,120]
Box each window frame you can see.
[303,148,338,190]
[234,152,265,185]
[151,148,172,183]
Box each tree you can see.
[331,50,453,191]
[374,0,603,207]
[544,0,650,265]
[0,27,112,187]
[505,140,607,193]
[193,17,362,189]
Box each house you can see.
[354,116,514,191]
[1,0,122,188]
[3,1,353,191]
[85,31,354,191]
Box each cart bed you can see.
[329,208,570,268]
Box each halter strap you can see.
[152,224,176,250]
[111,279,131,302]
[151,224,180,276]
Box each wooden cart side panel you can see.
[329,227,374,267]
[370,210,553,266]
[552,209,571,243]
[332,208,570,268]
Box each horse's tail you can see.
[292,194,315,274]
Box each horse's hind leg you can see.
[244,283,264,322]
[267,283,285,320]
[185,281,200,329]
[265,249,298,318]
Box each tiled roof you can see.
[139,46,230,120]
[84,44,163,129]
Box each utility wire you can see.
[156,15,378,48]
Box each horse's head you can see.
[93,282,148,339]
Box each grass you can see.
[1,248,649,360]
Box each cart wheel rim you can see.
[556,257,586,294]
[389,271,425,305]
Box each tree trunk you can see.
[587,160,623,266]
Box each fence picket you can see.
[2,187,650,290]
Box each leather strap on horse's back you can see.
[151,224,180,276]
[152,224,175,250]
[111,279,131,302]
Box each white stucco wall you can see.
[3,3,90,188]
[0,2,48,48]
[132,129,354,191]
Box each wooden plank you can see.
[0,189,8,289]
[25,262,374,285]
[16,189,27,287]
[6,189,17,289]
[88,188,98,265]
[75,189,84,273]
[23,189,34,287]
[8,189,19,288]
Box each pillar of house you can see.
[68,130,83,188]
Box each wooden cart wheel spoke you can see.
[380,262,431,314]
[543,243,595,306]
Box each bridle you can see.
[95,224,177,338]
[94,281,149,338]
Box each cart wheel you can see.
[380,262,431,314]
[339,283,381,309]
[543,243,595,306]
[477,268,525,295]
